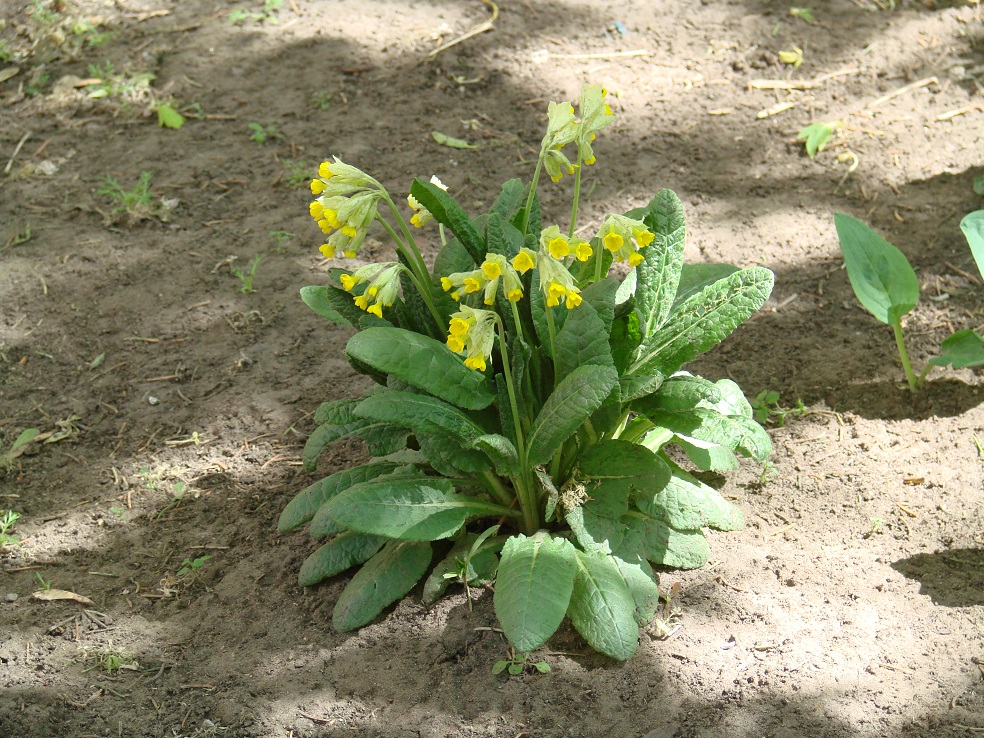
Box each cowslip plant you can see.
[834,213,984,392]
[281,84,775,661]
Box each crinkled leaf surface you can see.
[332,540,432,632]
[553,294,614,382]
[346,328,494,410]
[568,550,639,661]
[578,439,671,502]
[409,178,486,263]
[639,407,772,461]
[527,365,618,467]
[298,531,387,586]
[636,460,744,531]
[834,213,919,325]
[308,468,423,539]
[623,511,710,569]
[300,285,353,327]
[324,476,514,541]
[636,189,686,337]
[494,532,576,652]
[634,373,721,413]
[354,392,486,445]
[279,461,403,532]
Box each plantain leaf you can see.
[624,267,774,400]
[636,189,686,337]
[278,462,403,532]
[298,531,387,586]
[323,476,517,541]
[332,540,432,632]
[346,327,495,410]
[409,178,486,263]
[300,285,353,327]
[960,210,984,282]
[636,458,744,531]
[494,532,577,652]
[568,551,639,661]
[928,329,984,369]
[526,365,619,467]
[834,213,919,325]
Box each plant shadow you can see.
[892,548,984,607]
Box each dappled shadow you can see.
[893,548,984,607]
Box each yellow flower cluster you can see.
[540,84,615,182]
[441,254,524,305]
[406,175,447,228]
[598,214,655,267]
[338,262,404,318]
[309,158,382,259]
[446,305,497,371]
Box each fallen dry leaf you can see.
[31,589,95,607]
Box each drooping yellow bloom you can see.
[576,84,615,166]
[597,214,654,267]
[445,305,496,372]
[512,248,537,274]
[308,158,384,259]
[536,251,583,309]
[338,262,404,317]
[407,175,448,227]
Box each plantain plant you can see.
[279,85,775,660]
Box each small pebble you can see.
[148,396,159,406]
[4,593,18,602]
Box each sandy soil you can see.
[1,1,983,736]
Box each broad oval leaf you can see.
[960,210,984,282]
[568,551,639,661]
[308,468,425,539]
[637,407,772,461]
[633,373,721,413]
[332,540,432,632]
[636,459,744,531]
[527,365,619,467]
[354,391,486,445]
[611,552,661,626]
[346,328,495,410]
[553,295,614,382]
[324,476,517,541]
[298,531,387,586]
[494,532,577,652]
[834,213,919,325]
[624,511,710,569]
[928,329,984,369]
[577,440,671,503]
[471,433,520,477]
[278,462,404,532]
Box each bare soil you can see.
[1,1,983,736]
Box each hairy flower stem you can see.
[567,150,584,241]
[892,321,921,392]
[374,215,445,334]
[520,156,544,235]
[381,195,430,279]
[545,304,558,362]
[495,318,538,534]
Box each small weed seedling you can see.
[757,460,779,486]
[310,91,333,111]
[492,649,551,676]
[81,644,140,674]
[0,510,22,550]
[749,390,808,426]
[283,160,316,188]
[34,571,52,590]
[98,172,154,221]
[798,121,841,159]
[835,213,984,391]
[973,176,984,197]
[229,0,284,24]
[864,517,884,539]
[439,525,500,610]
[270,229,294,246]
[247,122,283,143]
[231,255,263,293]
[177,554,213,577]
[0,429,40,471]
[789,7,815,21]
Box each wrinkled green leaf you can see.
[417,430,492,476]
[354,391,485,445]
[634,373,721,413]
[672,263,740,310]
[636,459,744,531]
[928,329,984,369]
[577,440,671,502]
[553,294,614,382]
[636,189,686,337]
[527,365,619,467]
[422,531,502,604]
[834,213,919,325]
[346,328,495,410]
[611,551,660,626]
[299,285,353,326]
[298,531,387,586]
[278,462,403,532]
[471,433,520,477]
[568,551,639,661]
[308,468,424,539]
[494,532,576,652]
[333,540,432,632]
[638,407,772,461]
[323,476,516,541]
[623,511,710,569]
[490,179,525,222]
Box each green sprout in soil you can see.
[0,510,22,550]
[798,121,842,159]
[0,428,39,471]
[834,213,984,391]
[492,649,551,676]
[749,390,808,427]
[34,571,52,590]
[231,255,263,294]
[229,0,284,24]
[310,91,333,111]
[177,554,213,577]
[248,122,284,143]
[98,171,154,219]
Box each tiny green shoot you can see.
[231,255,263,294]
[310,91,333,111]
[778,46,804,68]
[789,7,815,21]
[98,172,153,218]
[0,510,22,550]
[177,554,212,577]
[864,518,884,539]
[34,571,52,590]
[229,0,283,24]
[1,429,40,470]
[157,103,186,130]
[798,121,840,159]
[492,650,551,676]
[247,122,283,143]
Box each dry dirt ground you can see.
[1,0,983,736]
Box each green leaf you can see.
[490,179,525,222]
[299,285,353,326]
[526,365,619,467]
[636,189,686,337]
[314,398,360,426]
[8,428,40,454]
[308,468,424,539]
[610,311,643,375]
[332,540,432,632]
[432,130,477,149]
[634,373,721,413]
[553,294,614,382]
[302,419,369,471]
[565,505,625,555]
[672,263,740,310]
[494,532,577,652]
[611,552,660,626]
[358,423,410,456]
[797,122,835,159]
[409,178,486,263]
[636,459,744,531]
[471,433,520,477]
[929,329,984,369]
[278,462,403,532]
[623,511,710,569]
[638,407,772,461]
[346,328,495,410]
[298,531,387,586]
[624,267,774,400]
[434,236,476,277]
[157,103,186,129]
[354,391,485,445]
[674,436,738,471]
[568,551,639,661]
[484,212,524,258]
[417,430,492,476]
[536,468,560,522]
[422,531,502,604]
[577,440,671,502]
[960,210,984,282]
[323,476,516,541]
[834,213,919,325]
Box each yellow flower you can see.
[407,175,447,228]
[445,305,497,372]
[338,262,404,317]
[574,240,593,262]
[597,214,653,266]
[536,251,583,310]
[512,248,537,273]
